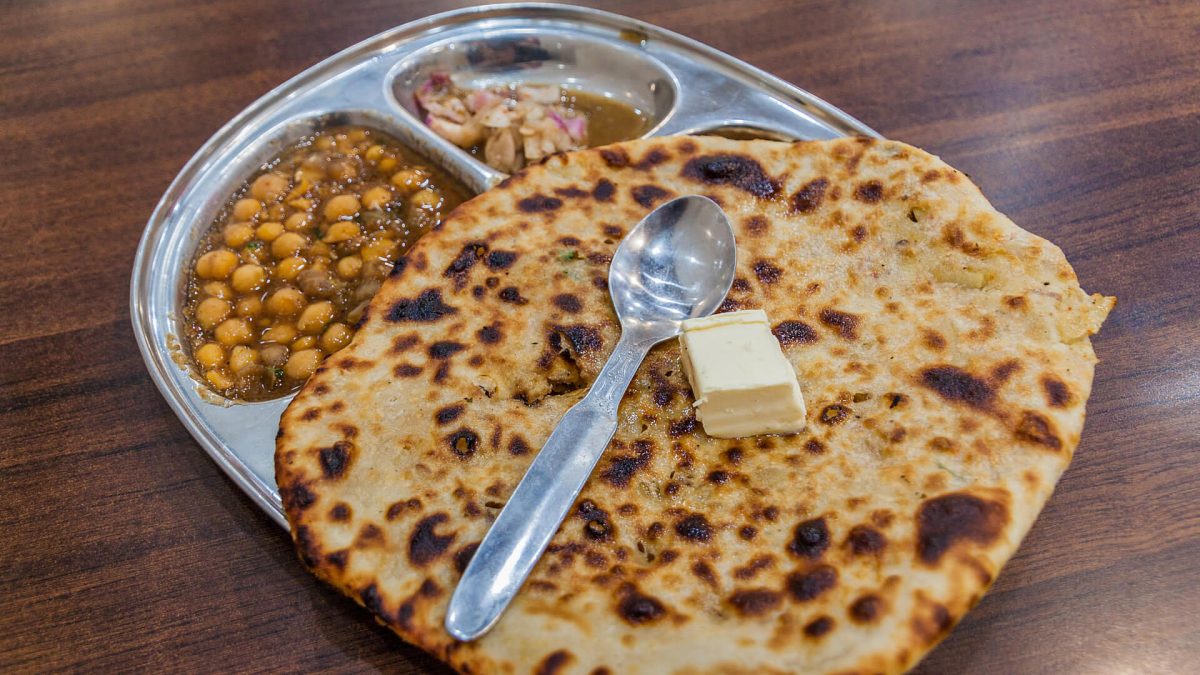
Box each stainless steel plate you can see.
[130,2,878,528]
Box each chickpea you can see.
[271,231,308,259]
[320,323,353,353]
[364,144,385,162]
[256,221,284,242]
[361,185,392,209]
[223,222,255,248]
[228,345,260,375]
[296,165,324,184]
[390,167,426,192]
[297,301,335,334]
[410,188,442,210]
[361,238,396,262]
[235,296,262,318]
[284,212,311,232]
[262,323,298,344]
[327,159,359,183]
[285,348,323,380]
[308,241,332,259]
[195,343,226,369]
[232,198,262,221]
[347,128,367,143]
[196,249,239,280]
[250,172,290,202]
[260,343,289,367]
[322,220,361,243]
[195,297,232,329]
[201,281,233,300]
[378,157,397,172]
[336,256,362,279]
[292,335,317,351]
[265,202,287,222]
[230,264,267,293]
[276,256,307,282]
[243,245,271,266]
[206,369,235,390]
[323,194,361,221]
[266,287,306,317]
[214,318,253,346]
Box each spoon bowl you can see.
[609,195,737,336]
[445,196,736,641]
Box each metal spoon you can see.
[445,195,736,641]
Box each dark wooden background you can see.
[2,0,1197,672]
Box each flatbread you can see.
[276,136,1112,674]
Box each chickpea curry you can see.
[182,125,470,401]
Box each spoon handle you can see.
[445,333,654,641]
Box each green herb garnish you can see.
[245,241,262,250]
[558,249,579,262]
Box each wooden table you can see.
[2,0,1197,671]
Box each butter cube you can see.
[678,309,807,438]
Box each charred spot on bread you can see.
[819,308,860,340]
[789,518,830,558]
[498,286,528,305]
[803,615,834,637]
[787,565,837,601]
[387,289,457,322]
[552,294,583,313]
[916,492,1008,565]
[477,324,502,344]
[854,180,884,202]
[428,341,466,359]
[592,178,616,201]
[631,184,672,208]
[518,194,563,213]
[773,320,818,345]
[635,148,671,170]
[920,366,996,411]
[486,250,518,270]
[846,525,887,556]
[849,594,884,623]
[729,588,782,616]
[319,441,353,479]
[408,514,455,566]
[753,260,783,285]
[1014,410,1063,450]
[447,428,479,458]
[435,404,464,425]
[1042,376,1072,407]
[600,441,652,487]
[617,584,666,625]
[791,178,829,213]
[674,514,713,542]
[534,650,574,675]
[681,154,779,199]
[600,148,630,168]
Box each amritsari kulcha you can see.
[275,135,1112,674]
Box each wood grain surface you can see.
[2,0,1197,672]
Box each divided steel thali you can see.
[132,4,878,527]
